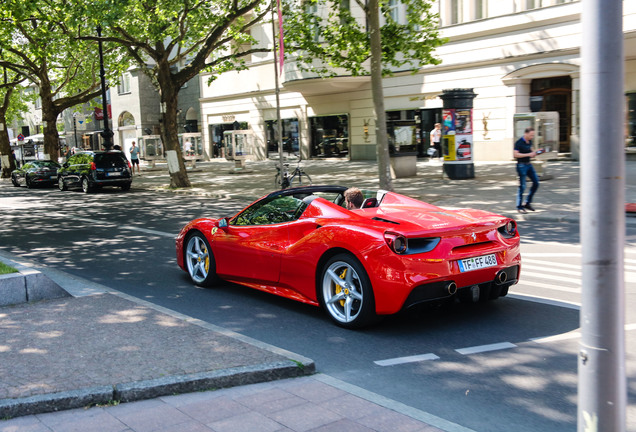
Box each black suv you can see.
[58,151,132,193]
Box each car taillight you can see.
[498,219,517,238]
[127,161,131,168]
[90,162,97,170]
[384,232,408,254]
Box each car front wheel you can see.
[58,176,67,191]
[185,232,219,287]
[11,175,19,187]
[320,253,376,329]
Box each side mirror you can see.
[218,218,229,228]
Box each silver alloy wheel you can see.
[58,177,66,191]
[322,260,364,324]
[186,235,210,284]
[82,177,90,193]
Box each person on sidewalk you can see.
[514,127,539,214]
[130,141,141,175]
[429,123,442,160]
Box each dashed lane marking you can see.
[374,353,439,366]
[455,342,517,355]
[375,324,636,366]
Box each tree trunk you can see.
[160,86,191,188]
[0,111,15,178]
[40,83,61,161]
[368,0,393,191]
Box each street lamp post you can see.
[96,25,113,150]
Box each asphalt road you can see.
[1,183,635,432]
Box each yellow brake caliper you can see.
[336,268,347,306]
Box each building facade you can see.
[109,66,201,160]
[199,0,636,162]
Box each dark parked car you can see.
[11,160,61,188]
[58,151,132,193]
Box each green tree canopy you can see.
[0,0,127,160]
[283,0,445,189]
[75,0,273,188]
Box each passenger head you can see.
[344,187,364,210]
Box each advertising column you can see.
[440,89,477,179]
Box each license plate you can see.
[458,254,497,272]
[50,175,56,179]
[107,172,121,177]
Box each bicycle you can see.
[274,158,312,189]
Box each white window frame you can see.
[117,72,131,95]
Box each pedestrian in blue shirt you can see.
[514,127,539,214]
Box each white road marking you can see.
[521,252,581,257]
[507,293,581,309]
[530,332,581,344]
[522,264,582,277]
[374,353,439,366]
[516,280,580,293]
[520,270,580,284]
[522,259,582,270]
[455,342,517,355]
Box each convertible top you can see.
[266,185,348,198]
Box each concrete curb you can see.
[0,256,70,306]
[0,361,314,419]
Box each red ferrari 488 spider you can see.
[176,186,521,328]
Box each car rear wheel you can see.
[25,176,32,189]
[185,232,219,287]
[121,183,131,191]
[58,177,67,191]
[81,177,92,193]
[320,253,376,329]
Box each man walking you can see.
[514,127,539,214]
[130,141,141,175]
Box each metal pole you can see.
[96,25,113,150]
[271,8,284,186]
[73,115,78,148]
[579,0,626,430]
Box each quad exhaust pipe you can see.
[495,270,508,285]
[446,281,457,295]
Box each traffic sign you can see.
[17,134,24,142]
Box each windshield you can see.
[231,195,307,226]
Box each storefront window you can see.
[265,118,299,157]
[387,110,418,154]
[309,115,349,158]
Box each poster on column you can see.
[454,109,473,161]
[442,109,456,161]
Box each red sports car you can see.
[176,186,521,328]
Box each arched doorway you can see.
[118,111,137,157]
[503,63,578,153]
[531,76,572,152]
[184,107,198,132]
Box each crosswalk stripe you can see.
[522,263,581,276]
[516,280,580,293]
[521,271,581,284]
[523,258,581,270]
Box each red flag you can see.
[277,0,284,74]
